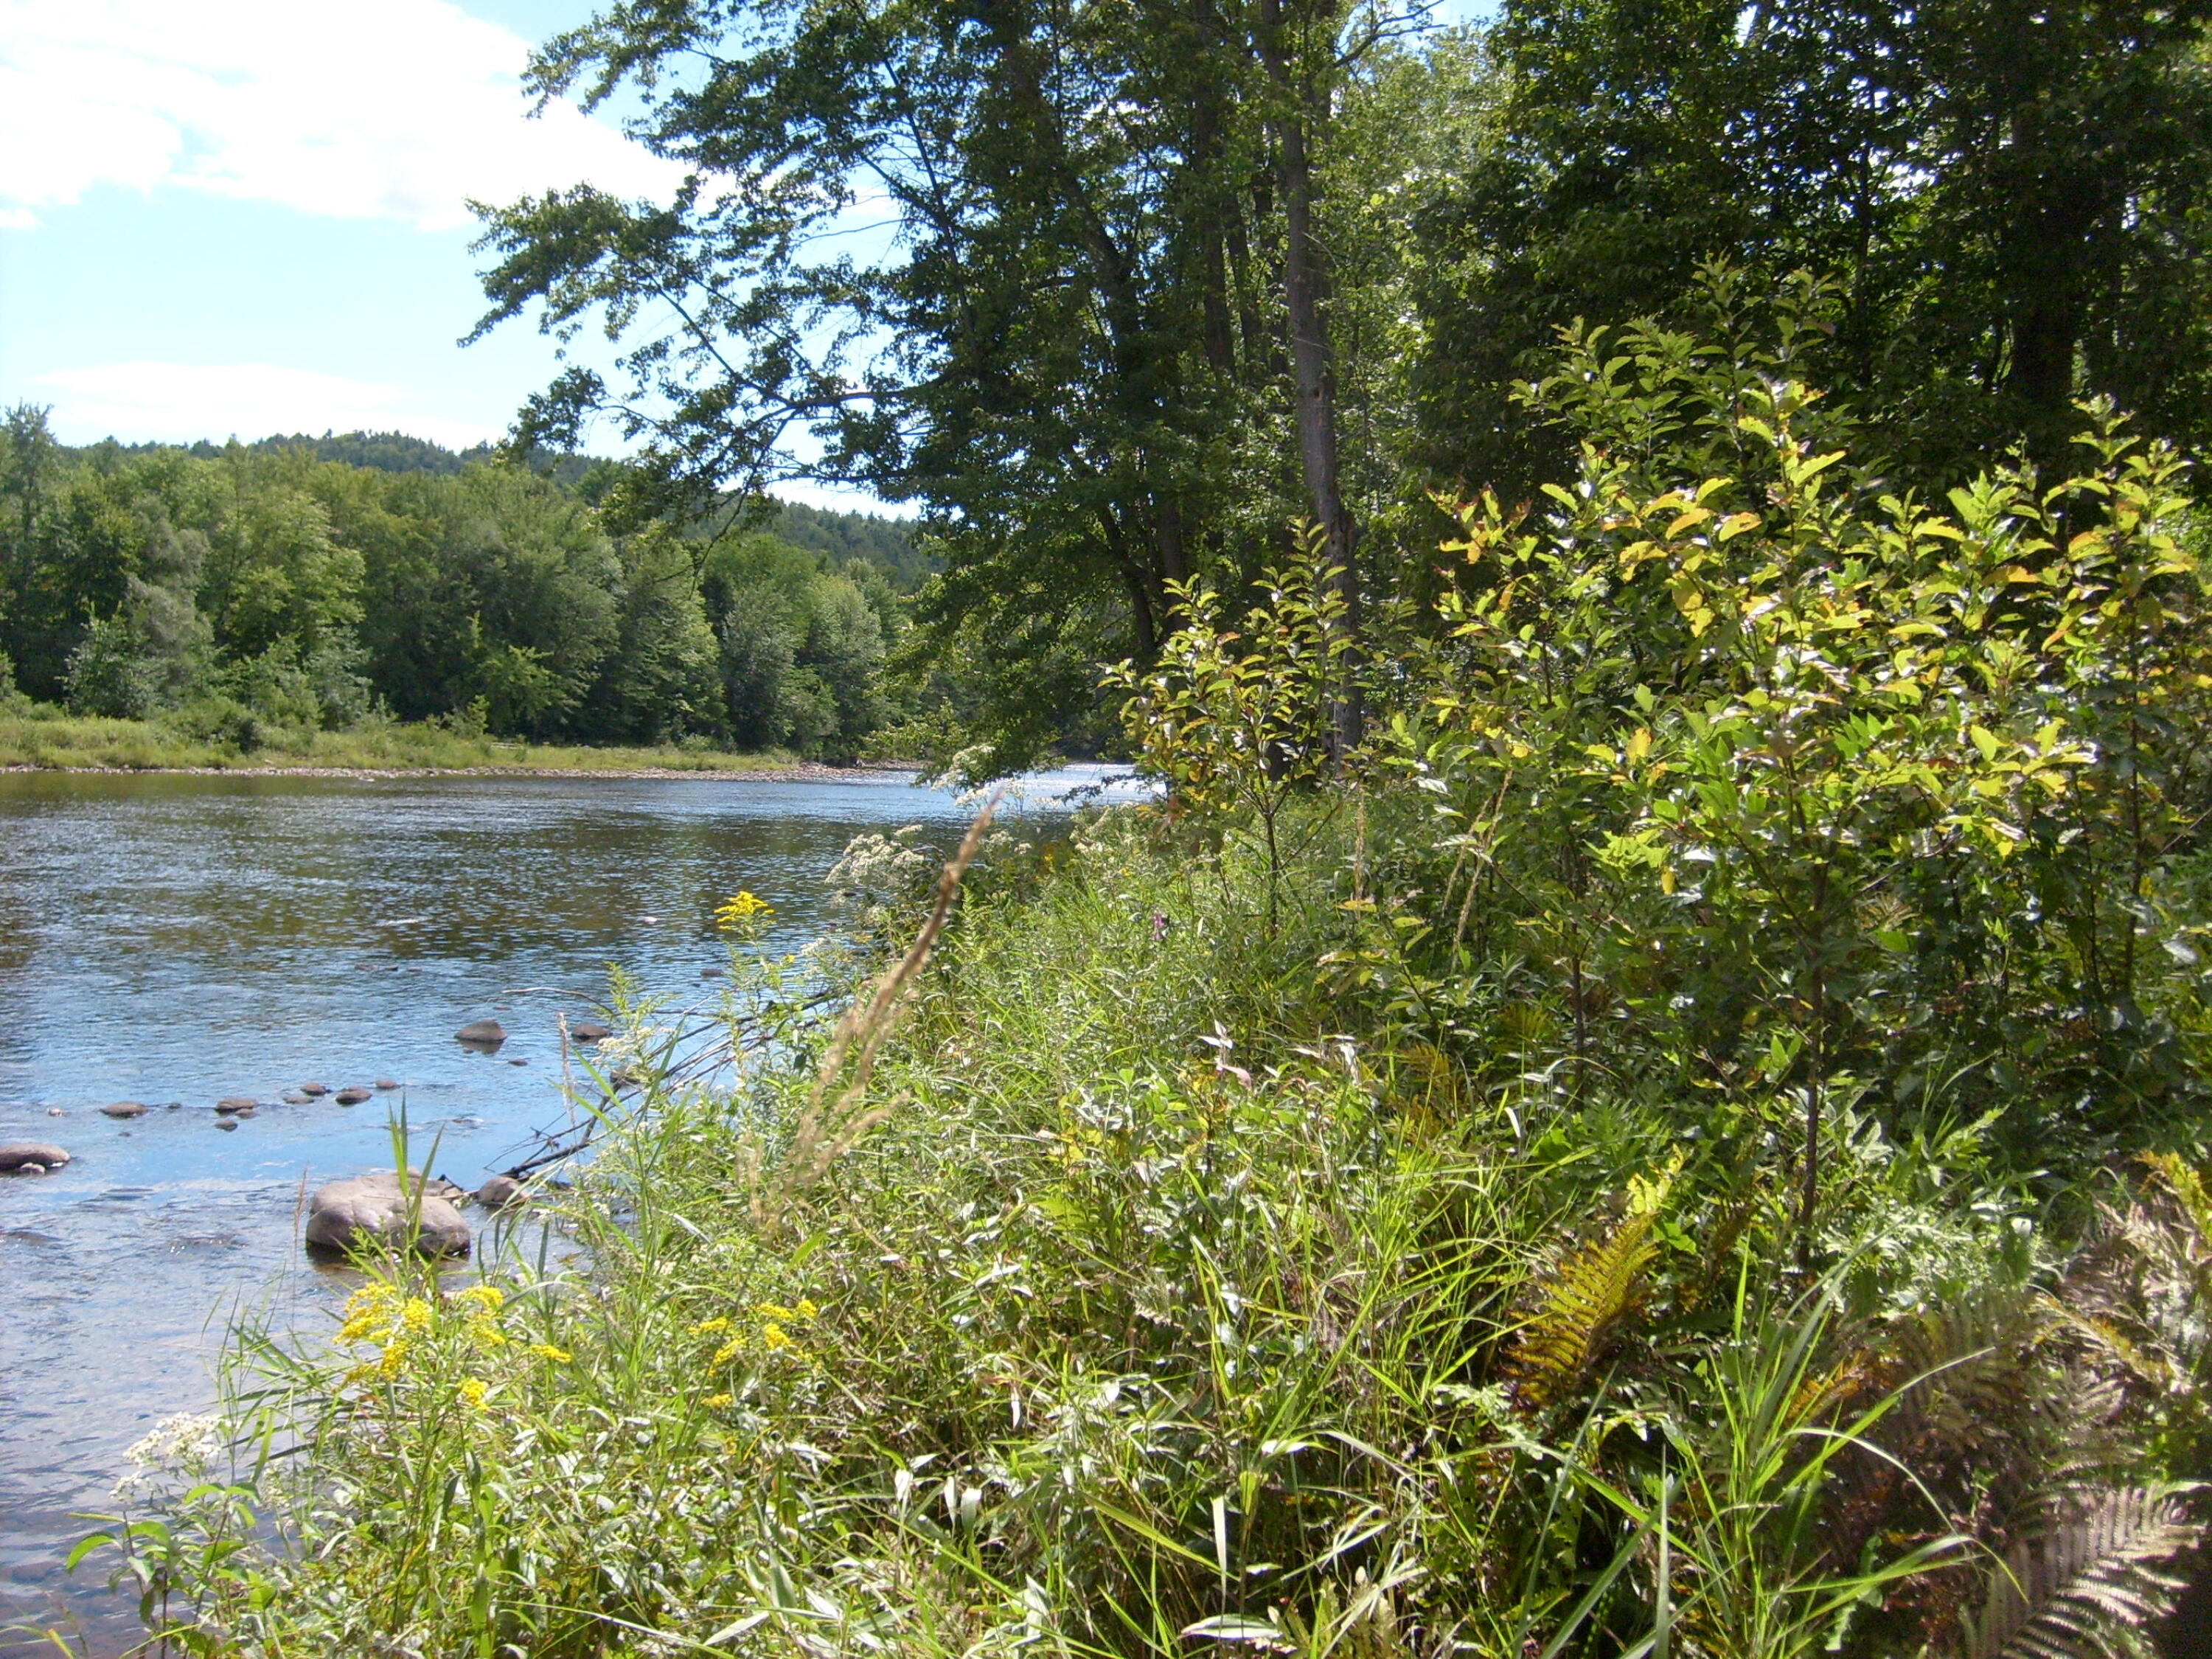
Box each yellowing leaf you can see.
[1717,511,1764,542]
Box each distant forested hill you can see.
[92,431,928,590]
[10,417,926,759]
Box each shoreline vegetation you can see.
[0,709,920,780]
[74,316,2212,1659]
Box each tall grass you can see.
[0,707,810,773]
[81,801,2212,1658]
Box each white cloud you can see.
[0,0,681,229]
[35,361,505,449]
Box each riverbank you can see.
[0,711,909,779]
[86,796,2212,1658]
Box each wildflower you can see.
[337,1283,400,1343]
[690,1316,731,1336]
[377,1339,410,1379]
[760,1322,792,1352]
[795,1298,819,1321]
[458,1284,504,1312]
[400,1297,433,1333]
[702,1393,733,1411]
[712,1338,743,1366]
[529,1342,572,1363]
[754,1301,796,1322]
[714,891,775,935]
[458,1377,488,1409]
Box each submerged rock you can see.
[0,1142,71,1173]
[334,1086,372,1105]
[455,1019,507,1048]
[299,1083,331,1097]
[215,1119,239,1132]
[215,1096,260,1115]
[375,1079,400,1091]
[282,1092,311,1105]
[100,1102,147,1119]
[570,1022,613,1043]
[305,1171,471,1257]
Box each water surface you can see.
[0,768,1110,1654]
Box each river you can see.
[0,768,1117,1655]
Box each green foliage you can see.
[0,411,906,759]
[1111,525,1354,922]
[1389,279,2212,1208]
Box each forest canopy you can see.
[0,420,925,760]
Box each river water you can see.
[0,768,1116,1655]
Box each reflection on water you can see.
[0,768,1130,1655]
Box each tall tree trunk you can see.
[1256,0,1360,758]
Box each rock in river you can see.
[215,1096,260,1115]
[215,1119,239,1131]
[305,1171,471,1256]
[455,1019,507,1048]
[299,1082,332,1097]
[474,1174,527,1211]
[100,1101,147,1119]
[570,1022,613,1043]
[375,1078,400,1091]
[0,1142,69,1174]
[334,1085,372,1105]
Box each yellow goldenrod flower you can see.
[795,1298,819,1321]
[702,1393,732,1411]
[400,1298,433,1333]
[469,1321,509,1349]
[690,1316,731,1336]
[712,1338,743,1366]
[714,891,775,933]
[458,1285,504,1312]
[759,1322,791,1351]
[458,1377,488,1409]
[754,1301,795,1322]
[529,1342,572,1363]
[377,1339,410,1379]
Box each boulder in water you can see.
[455,1019,507,1048]
[0,1143,69,1173]
[570,1022,613,1043]
[100,1102,147,1119]
[299,1083,331,1097]
[305,1171,471,1256]
[215,1096,260,1115]
[334,1086,372,1105]
[474,1174,528,1211]
[215,1119,239,1132]
[375,1079,400,1091]
[282,1092,311,1105]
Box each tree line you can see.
[471,0,2212,771]
[0,417,925,759]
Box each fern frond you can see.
[1502,1206,1658,1414]
[2139,1152,2212,1251]
[1958,1486,2199,1659]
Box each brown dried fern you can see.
[1502,1172,1671,1414]
[1958,1486,2200,1659]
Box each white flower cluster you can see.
[114,1411,226,1500]
[826,825,940,927]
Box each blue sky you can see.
[1,0,1477,504]
[0,0,667,451]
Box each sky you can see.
[0,0,678,453]
[0,0,1476,508]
